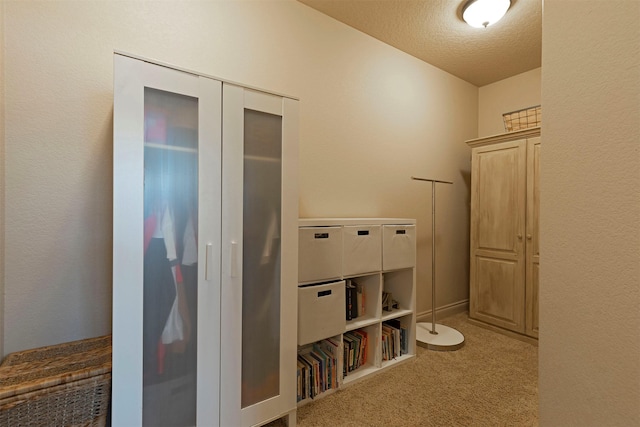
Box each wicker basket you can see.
[0,335,111,427]
[503,105,541,132]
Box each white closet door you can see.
[113,53,221,426]
[221,84,298,426]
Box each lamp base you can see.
[416,322,465,351]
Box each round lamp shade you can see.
[462,0,511,28]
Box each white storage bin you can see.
[298,226,342,283]
[382,225,416,270]
[343,225,382,276]
[298,281,346,346]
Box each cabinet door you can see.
[470,140,526,333]
[113,54,221,426]
[221,85,298,426]
[526,137,541,338]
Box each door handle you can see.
[230,241,238,278]
[205,243,212,280]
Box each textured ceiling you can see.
[298,0,542,87]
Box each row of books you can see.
[296,339,339,402]
[297,319,408,400]
[381,319,408,361]
[345,280,366,321]
[343,329,368,375]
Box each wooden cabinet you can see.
[296,218,416,404]
[466,128,540,341]
[112,53,298,427]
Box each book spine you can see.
[350,285,358,319]
[346,280,353,321]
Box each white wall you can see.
[540,0,640,425]
[0,0,5,359]
[478,68,541,137]
[1,0,477,355]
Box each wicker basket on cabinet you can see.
[0,335,111,427]
[503,105,541,132]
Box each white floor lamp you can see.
[411,176,465,351]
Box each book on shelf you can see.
[342,334,355,373]
[312,343,333,392]
[323,339,339,389]
[345,333,358,370]
[349,329,368,367]
[309,350,325,393]
[299,353,318,397]
[350,331,361,367]
[383,334,388,361]
[355,281,365,318]
[346,280,366,321]
[319,339,339,389]
[402,327,407,355]
[384,319,408,356]
[382,324,399,361]
[341,338,348,377]
[381,328,389,361]
[392,328,400,358]
[297,354,313,400]
[297,338,339,401]
[350,284,358,319]
[345,280,354,321]
[296,359,308,402]
[343,328,369,373]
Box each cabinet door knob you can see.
[518,234,523,240]
[527,234,532,240]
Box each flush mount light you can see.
[462,0,511,28]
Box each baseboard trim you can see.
[467,317,539,346]
[416,299,469,323]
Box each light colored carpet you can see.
[270,312,538,427]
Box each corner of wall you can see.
[0,0,6,359]
[540,0,640,424]
[477,67,542,137]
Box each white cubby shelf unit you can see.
[296,218,417,405]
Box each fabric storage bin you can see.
[298,226,343,283]
[0,335,112,427]
[382,225,416,271]
[298,281,346,346]
[343,225,382,276]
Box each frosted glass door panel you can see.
[143,87,198,426]
[114,53,221,426]
[241,109,282,408]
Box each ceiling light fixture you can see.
[462,0,511,28]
